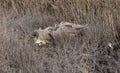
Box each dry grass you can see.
[0,0,120,73]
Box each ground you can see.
[0,0,120,73]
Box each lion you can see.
[32,22,88,47]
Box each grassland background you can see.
[0,0,120,73]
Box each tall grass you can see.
[0,0,120,73]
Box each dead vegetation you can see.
[0,0,120,73]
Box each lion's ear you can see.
[32,30,39,38]
[32,27,42,38]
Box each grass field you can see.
[0,0,120,73]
